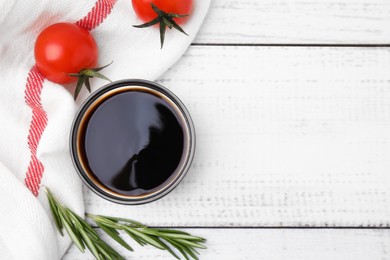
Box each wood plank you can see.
[64,228,390,259]
[194,0,390,44]
[84,46,390,227]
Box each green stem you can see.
[133,3,190,48]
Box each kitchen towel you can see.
[0,0,210,259]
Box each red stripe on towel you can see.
[24,0,117,196]
[75,0,117,31]
[24,66,47,197]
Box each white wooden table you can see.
[65,0,390,259]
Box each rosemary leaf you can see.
[79,227,100,260]
[176,239,207,249]
[96,239,123,259]
[156,229,191,235]
[126,228,166,250]
[96,222,134,252]
[60,213,85,252]
[46,193,63,235]
[90,215,119,229]
[155,232,205,242]
[124,229,147,246]
[179,244,199,260]
[152,237,180,260]
[165,238,191,260]
[94,242,114,260]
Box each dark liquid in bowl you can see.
[78,88,186,197]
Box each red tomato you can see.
[132,0,193,24]
[34,23,98,84]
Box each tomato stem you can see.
[68,61,113,100]
[133,3,189,48]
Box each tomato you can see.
[34,23,98,84]
[132,0,193,24]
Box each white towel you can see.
[0,0,210,259]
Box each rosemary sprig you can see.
[45,188,206,260]
[88,214,207,260]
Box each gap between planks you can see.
[90,226,390,230]
[191,43,390,47]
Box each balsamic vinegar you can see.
[79,88,186,197]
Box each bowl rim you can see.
[69,79,196,205]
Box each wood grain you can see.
[83,46,390,227]
[194,0,390,44]
[64,228,390,259]
[68,2,390,258]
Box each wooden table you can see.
[65,0,390,259]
